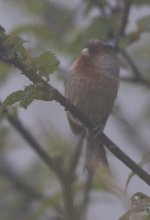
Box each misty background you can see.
[0,0,150,219]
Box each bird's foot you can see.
[64,99,71,111]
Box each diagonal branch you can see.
[120,49,150,87]
[0,45,150,186]
[121,49,142,79]
[2,106,69,182]
[2,108,76,220]
[120,75,150,87]
[6,111,55,171]
[0,161,43,200]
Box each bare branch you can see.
[120,49,150,87]
[2,106,70,182]
[114,0,132,49]
[121,49,142,79]
[6,111,55,170]
[2,109,77,220]
[118,0,132,36]
[120,76,150,87]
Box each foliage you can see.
[0,83,51,112]
[33,51,59,80]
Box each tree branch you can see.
[5,110,56,171]
[120,49,150,87]
[0,161,43,200]
[3,108,77,220]
[61,178,77,220]
[114,0,132,49]
[118,0,132,36]
[0,37,150,186]
[112,0,150,88]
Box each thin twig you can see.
[120,49,142,79]
[6,113,55,170]
[118,0,132,36]
[0,162,43,200]
[3,109,76,220]
[113,1,150,87]
[114,107,150,152]
[114,0,132,49]
[120,76,150,87]
[120,49,150,87]
[114,0,150,88]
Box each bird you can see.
[65,39,120,171]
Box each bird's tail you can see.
[85,133,108,171]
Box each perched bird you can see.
[65,39,120,170]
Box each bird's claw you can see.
[65,100,71,111]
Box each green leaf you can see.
[0,90,23,114]
[0,83,50,113]
[33,51,59,79]
[20,83,50,109]
[5,35,27,58]
[19,85,35,109]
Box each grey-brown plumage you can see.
[65,39,120,170]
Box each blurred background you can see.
[0,0,150,219]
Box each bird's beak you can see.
[82,48,89,56]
